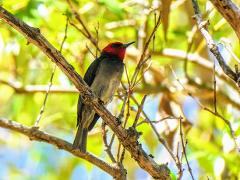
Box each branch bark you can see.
[0,6,170,179]
[191,0,240,87]
[210,0,240,40]
[0,117,123,178]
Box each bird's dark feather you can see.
[88,114,99,131]
[77,54,123,131]
[77,57,102,127]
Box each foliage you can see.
[0,0,240,179]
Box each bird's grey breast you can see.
[90,59,124,103]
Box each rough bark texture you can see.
[0,117,124,179]
[210,0,240,40]
[0,6,170,179]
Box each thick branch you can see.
[0,117,122,178]
[0,6,170,179]
[210,0,240,40]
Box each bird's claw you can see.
[98,98,104,105]
[116,117,122,126]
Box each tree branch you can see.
[0,6,170,179]
[191,0,240,87]
[0,117,122,178]
[210,0,240,40]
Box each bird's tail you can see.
[73,124,88,153]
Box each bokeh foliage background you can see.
[0,0,240,179]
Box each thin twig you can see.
[117,91,130,163]
[34,17,69,127]
[184,26,197,79]
[137,116,179,126]
[213,55,217,113]
[179,117,195,180]
[95,22,99,58]
[203,107,239,152]
[117,72,133,163]
[176,142,183,180]
[132,95,147,128]
[115,93,127,163]
[152,12,156,52]
[66,0,100,51]
[60,17,69,52]
[130,10,161,87]
[86,44,96,58]
[132,56,152,88]
[69,21,88,37]
[102,122,116,163]
[34,65,57,127]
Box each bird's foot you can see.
[72,144,86,153]
[98,98,104,105]
[72,142,79,150]
[116,117,122,126]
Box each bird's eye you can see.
[111,43,122,48]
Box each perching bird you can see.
[73,41,134,152]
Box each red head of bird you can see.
[102,41,135,61]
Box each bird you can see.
[73,41,134,152]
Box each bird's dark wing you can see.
[83,58,102,86]
[77,58,102,126]
[76,96,84,127]
[88,114,100,131]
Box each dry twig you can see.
[66,0,100,51]
[34,17,69,127]
[179,117,195,180]
[130,10,161,87]
[102,122,116,163]
[132,95,147,128]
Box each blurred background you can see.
[0,0,240,179]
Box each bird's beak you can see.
[123,41,135,48]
